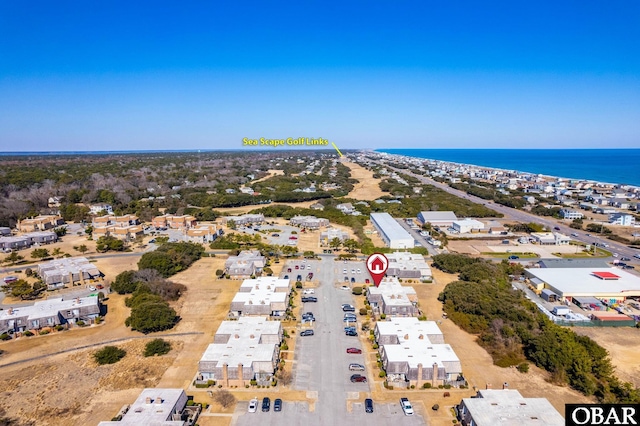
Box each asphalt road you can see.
[383,162,640,265]
[234,256,427,425]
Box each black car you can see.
[365,398,374,413]
[297,275,302,281]
[274,398,282,412]
[262,397,270,412]
[301,296,318,303]
[345,330,358,336]
[300,330,314,336]
[343,306,355,312]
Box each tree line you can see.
[434,253,640,403]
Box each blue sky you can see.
[1,1,639,151]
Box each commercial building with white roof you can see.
[530,232,571,245]
[417,211,458,227]
[319,228,350,245]
[220,213,265,226]
[198,316,282,387]
[456,389,564,426]
[375,317,444,345]
[367,277,418,316]
[98,388,198,426]
[370,213,414,249]
[0,295,100,333]
[452,219,485,234]
[386,252,432,280]
[230,277,291,317]
[525,267,640,303]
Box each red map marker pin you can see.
[366,253,389,287]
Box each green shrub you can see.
[24,330,34,337]
[352,286,363,295]
[379,371,386,378]
[295,281,302,289]
[359,307,367,316]
[372,343,379,349]
[144,338,172,357]
[94,316,102,324]
[55,325,64,331]
[517,362,530,373]
[39,329,50,335]
[76,320,86,326]
[0,333,11,341]
[94,346,126,365]
[410,385,415,389]
[380,314,386,320]
[423,383,431,389]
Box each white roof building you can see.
[452,219,485,234]
[417,211,458,227]
[198,316,282,386]
[230,277,291,317]
[525,267,640,301]
[457,389,564,426]
[289,215,329,229]
[530,232,571,245]
[37,257,101,288]
[370,213,414,249]
[367,277,418,316]
[381,340,462,385]
[375,317,444,345]
[98,388,191,426]
[0,295,100,332]
[386,252,432,280]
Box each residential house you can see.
[608,213,635,226]
[197,316,282,387]
[367,277,418,316]
[456,389,564,426]
[17,215,64,232]
[336,203,355,215]
[98,388,199,426]
[89,204,114,215]
[0,295,101,333]
[560,209,584,220]
[37,257,102,289]
[530,232,571,245]
[385,252,432,281]
[224,250,265,279]
[229,277,291,317]
[184,224,220,243]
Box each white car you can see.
[88,285,96,291]
[613,253,619,258]
[343,269,347,274]
[400,397,414,416]
[248,398,258,413]
[303,289,315,295]
[351,269,355,274]
[356,268,361,273]
[307,265,311,270]
[340,285,350,291]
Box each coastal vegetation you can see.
[434,253,640,403]
[137,241,204,278]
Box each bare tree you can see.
[277,369,293,386]
[213,389,236,408]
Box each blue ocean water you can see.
[377,149,640,187]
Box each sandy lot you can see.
[573,327,640,387]
[408,269,592,422]
[343,161,386,200]
[250,169,285,184]
[447,238,587,258]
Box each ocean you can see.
[377,149,640,187]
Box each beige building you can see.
[17,215,64,232]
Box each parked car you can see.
[346,348,362,354]
[248,398,258,413]
[365,398,374,413]
[303,288,315,294]
[307,265,311,270]
[88,285,96,291]
[274,398,282,412]
[350,374,367,383]
[571,233,579,237]
[284,275,289,280]
[300,330,314,336]
[365,279,370,284]
[262,397,271,412]
[287,268,292,272]
[349,363,365,371]
[508,255,519,260]
[96,284,104,289]
[302,296,318,303]
[340,285,350,291]
[350,277,355,283]
[272,233,279,237]
[345,330,358,336]
[400,397,414,416]
[343,317,356,323]
[621,257,631,261]
[554,226,560,230]
[343,269,347,274]
[297,275,302,281]
[344,276,349,282]
[295,265,299,269]
[344,326,356,332]
[307,273,313,279]
[342,305,355,312]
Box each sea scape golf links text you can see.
[243,137,329,147]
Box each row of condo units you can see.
[37,256,103,289]
[196,277,291,388]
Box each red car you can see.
[295,265,299,269]
[365,279,370,284]
[350,374,367,383]
[346,348,362,354]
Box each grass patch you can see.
[481,252,539,259]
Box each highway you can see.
[378,161,640,265]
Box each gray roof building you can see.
[386,252,432,280]
[367,277,418,316]
[98,388,197,426]
[37,257,101,289]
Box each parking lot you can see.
[233,255,427,425]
